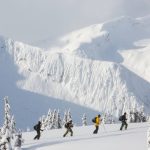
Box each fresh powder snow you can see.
[20,123,149,150]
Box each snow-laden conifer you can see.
[0,96,16,150]
[82,113,87,126]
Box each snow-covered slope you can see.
[50,16,150,61]
[54,16,150,83]
[121,41,150,82]
[24,52,150,114]
[21,123,149,150]
[0,15,150,129]
[0,36,99,129]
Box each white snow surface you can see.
[0,15,150,129]
[20,123,149,150]
[121,42,150,82]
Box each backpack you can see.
[92,117,96,123]
[119,115,123,121]
[33,125,38,130]
[64,123,68,128]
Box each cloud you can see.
[0,0,150,46]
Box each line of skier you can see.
[1,112,128,149]
[33,112,128,140]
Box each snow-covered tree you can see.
[104,112,114,124]
[0,96,16,150]
[67,109,72,122]
[129,111,135,123]
[40,115,47,130]
[10,115,16,134]
[50,109,57,129]
[56,110,62,129]
[45,109,53,130]
[4,97,11,128]
[39,109,62,130]
[129,104,147,123]
[38,109,73,130]
[62,109,73,126]
[82,113,87,126]
[62,110,68,127]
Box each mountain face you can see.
[51,16,150,61]
[0,16,150,128]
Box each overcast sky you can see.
[0,0,150,47]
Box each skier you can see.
[33,121,43,140]
[93,114,101,134]
[120,112,128,130]
[14,133,24,150]
[63,120,73,137]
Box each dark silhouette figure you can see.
[63,120,73,137]
[93,114,101,134]
[120,112,128,130]
[34,121,43,140]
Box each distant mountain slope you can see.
[0,37,98,129]
[23,52,150,114]
[121,41,150,83]
[0,15,150,128]
[50,16,150,62]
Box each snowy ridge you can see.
[2,37,150,114]
[35,53,150,114]
[0,36,99,128]
[51,16,150,62]
[0,16,150,128]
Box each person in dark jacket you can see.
[93,114,101,134]
[63,120,73,137]
[120,112,128,130]
[34,121,43,140]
